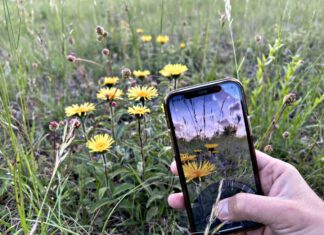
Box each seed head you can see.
[255,34,263,43]
[68,37,75,45]
[283,93,297,106]
[282,131,290,139]
[102,31,108,38]
[32,63,38,70]
[121,67,132,80]
[264,144,273,154]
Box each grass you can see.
[0,0,323,234]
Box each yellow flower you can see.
[136,28,144,34]
[133,70,150,79]
[141,35,152,43]
[97,87,123,101]
[204,143,219,151]
[159,64,188,78]
[180,42,186,49]
[183,161,215,182]
[128,105,150,117]
[101,76,119,86]
[193,149,202,153]
[86,134,114,153]
[156,35,169,44]
[65,102,95,117]
[180,153,196,162]
[127,86,158,101]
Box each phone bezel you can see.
[164,78,263,234]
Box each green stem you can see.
[109,102,115,139]
[256,103,287,149]
[173,78,177,90]
[137,118,145,180]
[102,154,109,187]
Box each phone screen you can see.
[167,81,261,233]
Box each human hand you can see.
[168,150,324,235]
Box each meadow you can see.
[0,0,323,234]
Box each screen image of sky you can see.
[169,83,246,141]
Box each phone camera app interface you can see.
[169,82,258,233]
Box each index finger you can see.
[170,160,178,176]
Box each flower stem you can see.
[137,118,145,180]
[102,154,109,187]
[52,130,56,160]
[256,103,287,150]
[75,58,103,67]
[109,102,115,139]
[173,78,177,90]
[81,119,89,142]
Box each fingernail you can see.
[217,199,229,220]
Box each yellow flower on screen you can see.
[183,161,215,182]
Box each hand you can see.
[168,150,324,235]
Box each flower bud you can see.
[102,48,110,56]
[69,118,81,129]
[67,54,76,62]
[264,144,273,154]
[121,67,132,80]
[49,121,59,131]
[96,25,104,35]
[283,93,297,106]
[111,101,118,107]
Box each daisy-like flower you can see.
[97,87,123,101]
[86,134,114,153]
[180,153,196,162]
[183,161,215,182]
[128,105,150,118]
[101,76,119,87]
[159,64,188,78]
[65,102,95,117]
[180,42,186,49]
[133,70,150,79]
[156,35,169,44]
[136,28,144,34]
[141,35,152,43]
[127,86,158,102]
[204,143,219,151]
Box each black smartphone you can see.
[164,78,263,234]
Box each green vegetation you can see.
[0,0,323,234]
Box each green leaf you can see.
[145,206,159,222]
[112,183,135,197]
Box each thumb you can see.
[216,193,291,225]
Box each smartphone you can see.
[164,78,263,234]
